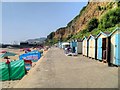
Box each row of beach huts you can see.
[58,27,120,66]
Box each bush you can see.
[67,6,87,27]
[79,6,86,16]
[47,32,55,40]
[106,2,113,9]
[117,1,120,7]
[97,6,106,11]
[99,7,120,29]
[97,6,101,10]
[66,34,73,40]
[87,18,99,32]
[72,29,89,39]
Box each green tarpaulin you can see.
[0,60,26,81]
[0,62,9,81]
[10,60,25,80]
[0,52,16,58]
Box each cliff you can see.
[47,1,119,43]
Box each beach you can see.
[0,48,24,63]
[0,47,118,88]
[1,47,45,88]
[0,48,20,88]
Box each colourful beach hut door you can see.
[97,38,102,60]
[115,34,120,65]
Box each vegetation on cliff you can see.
[71,6,120,39]
[46,1,120,45]
[99,7,120,29]
[67,6,87,27]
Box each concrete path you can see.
[14,47,118,88]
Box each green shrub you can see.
[79,6,86,16]
[47,32,55,40]
[87,18,99,32]
[67,6,87,27]
[99,7,120,29]
[102,7,106,10]
[67,20,73,27]
[66,34,73,40]
[107,2,113,9]
[117,1,120,7]
[97,6,102,11]
[97,6,106,11]
[92,29,100,35]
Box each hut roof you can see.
[109,27,120,36]
[92,35,97,37]
[96,31,110,39]
[87,34,96,40]
[82,36,88,41]
[103,32,111,35]
[77,39,83,42]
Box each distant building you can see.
[20,42,29,46]
[28,41,42,45]
[20,38,45,47]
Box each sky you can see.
[2,2,88,44]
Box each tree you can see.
[99,7,120,29]
[47,32,55,40]
[87,18,99,32]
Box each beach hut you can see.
[76,39,82,54]
[109,27,120,66]
[82,36,88,56]
[96,31,110,62]
[87,34,97,59]
[70,40,77,53]
[69,39,82,54]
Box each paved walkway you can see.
[14,47,118,88]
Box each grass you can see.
[70,25,119,40]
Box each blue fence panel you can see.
[19,51,41,62]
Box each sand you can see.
[0,48,21,88]
[0,48,24,62]
[0,47,45,88]
[2,80,20,88]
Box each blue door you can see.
[97,38,102,60]
[115,34,120,65]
